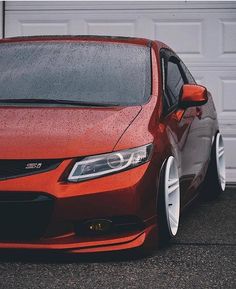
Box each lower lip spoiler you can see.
[0,225,156,253]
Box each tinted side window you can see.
[166,60,184,107]
[180,60,196,84]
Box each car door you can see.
[160,49,206,206]
[179,59,214,201]
[180,59,214,178]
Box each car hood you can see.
[0,106,142,159]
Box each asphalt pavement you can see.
[0,187,235,289]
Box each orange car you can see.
[0,36,225,253]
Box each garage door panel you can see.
[224,137,236,167]
[152,12,206,61]
[20,21,69,36]
[224,136,236,183]
[222,79,236,113]
[221,20,236,55]
[219,74,236,122]
[154,20,203,55]
[86,20,136,37]
[5,12,73,37]
[153,13,236,64]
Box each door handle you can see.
[196,107,202,119]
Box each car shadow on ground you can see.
[0,246,154,264]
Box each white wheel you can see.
[215,133,226,191]
[164,156,180,236]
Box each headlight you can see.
[67,143,153,182]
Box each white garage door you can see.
[4,1,236,183]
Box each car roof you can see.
[0,35,156,47]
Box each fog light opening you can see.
[85,219,112,234]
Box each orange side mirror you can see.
[180,84,208,108]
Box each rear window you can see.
[0,41,151,106]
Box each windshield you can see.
[0,41,151,106]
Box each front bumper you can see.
[0,225,157,253]
[0,159,158,253]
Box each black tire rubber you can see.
[201,133,224,201]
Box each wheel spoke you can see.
[169,211,178,228]
[218,147,224,158]
[167,178,179,194]
[220,174,225,183]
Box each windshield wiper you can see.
[0,98,120,107]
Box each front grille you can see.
[0,192,54,241]
[0,159,62,180]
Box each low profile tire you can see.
[157,156,180,247]
[201,132,226,200]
